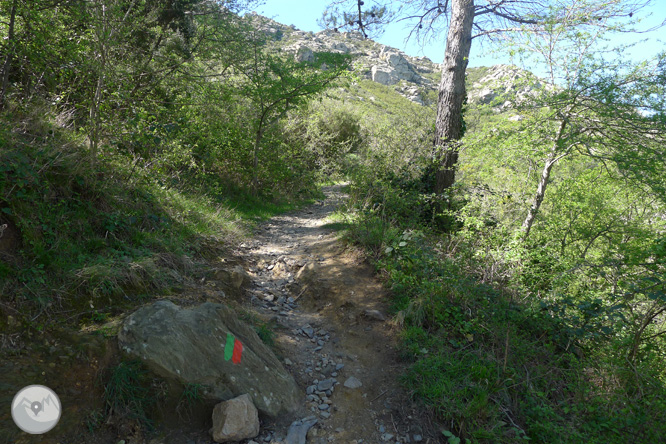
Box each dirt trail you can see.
[239,185,435,444]
[0,185,437,444]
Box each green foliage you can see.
[283,98,365,177]
[180,383,204,404]
[104,360,159,428]
[255,322,275,347]
[342,53,666,439]
[0,104,320,323]
[319,2,394,38]
[176,382,205,419]
[0,0,352,324]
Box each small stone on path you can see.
[302,326,315,338]
[364,309,387,321]
[317,378,334,391]
[284,416,318,444]
[344,376,362,389]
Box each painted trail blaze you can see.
[224,332,243,364]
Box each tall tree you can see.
[321,0,657,193]
[232,17,352,190]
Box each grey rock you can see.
[343,376,362,389]
[476,87,497,104]
[302,325,315,338]
[364,309,387,321]
[295,262,318,282]
[118,301,300,417]
[371,65,395,85]
[317,379,334,391]
[210,394,259,443]
[413,434,423,442]
[381,433,394,442]
[285,416,318,444]
[212,265,250,289]
[380,48,421,83]
[318,403,329,410]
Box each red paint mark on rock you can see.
[232,338,243,364]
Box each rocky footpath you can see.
[113,185,435,444]
[233,184,435,443]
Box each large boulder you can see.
[380,48,421,83]
[371,65,395,85]
[210,394,260,443]
[118,300,300,417]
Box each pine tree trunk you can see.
[433,0,475,194]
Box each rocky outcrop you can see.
[118,300,300,417]
[247,13,436,104]
[248,13,544,108]
[369,48,423,86]
[468,64,551,108]
[210,394,260,443]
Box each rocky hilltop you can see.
[249,13,546,107]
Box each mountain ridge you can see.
[248,13,547,108]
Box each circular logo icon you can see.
[11,385,61,434]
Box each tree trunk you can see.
[252,122,265,192]
[521,119,568,239]
[0,0,18,109]
[89,67,104,164]
[433,0,475,194]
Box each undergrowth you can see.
[339,168,666,443]
[103,360,160,429]
[0,106,314,331]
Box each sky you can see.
[256,1,665,69]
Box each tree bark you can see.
[0,0,18,109]
[433,0,475,194]
[252,124,264,192]
[521,119,568,239]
